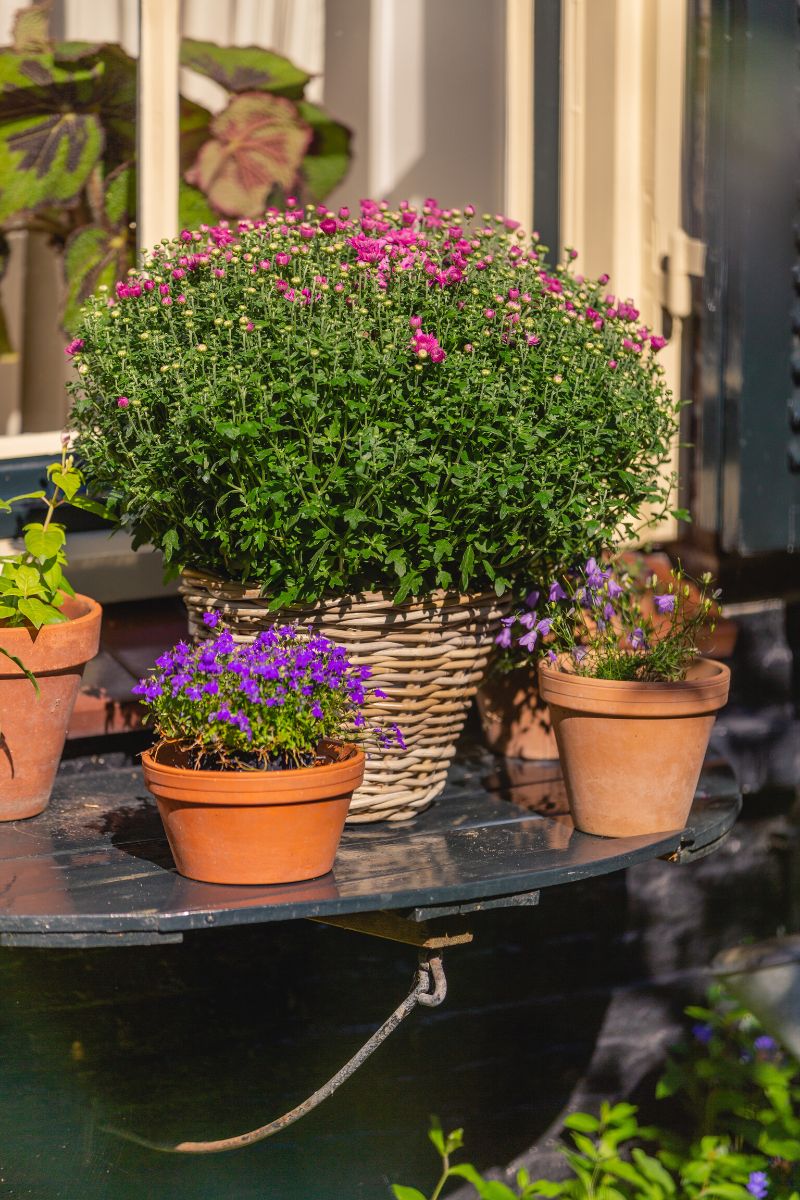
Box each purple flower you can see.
[573,646,589,664]
[518,611,537,630]
[629,627,647,651]
[536,618,552,637]
[602,602,615,622]
[495,627,513,649]
[607,579,624,599]
[519,629,538,652]
[202,610,220,629]
[391,723,407,750]
[525,590,540,609]
[692,1022,713,1044]
[585,557,606,588]
[546,649,557,664]
[311,703,324,719]
[754,1035,778,1053]
[654,593,677,614]
[747,1171,769,1198]
[548,581,567,602]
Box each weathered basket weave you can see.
[180,570,509,822]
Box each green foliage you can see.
[68,205,679,603]
[0,3,351,353]
[393,990,800,1199]
[0,445,103,631]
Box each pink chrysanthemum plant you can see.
[68,199,679,606]
[498,559,720,683]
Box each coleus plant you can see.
[0,0,351,353]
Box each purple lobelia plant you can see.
[497,560,720,683]
[133,612,404,771]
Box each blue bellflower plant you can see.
[133,612,404,770]
[499,559,720,683]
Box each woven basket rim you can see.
[180,568,505,609]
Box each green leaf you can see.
[563,1113,600,1133]
[14,564,45,597]
[459,544,475,589]
[162,529,179,560]
[180,39,310,99]
[0,49,106,222]
[295,99,351,202]
[391,1188,428,1200]
[48,464,82,500]
[17,596,66,627]
[23,524,65,558]
[0,603,17,620]
[178,179,216,230]
[103,162,134,226]
[68,494,111,519]
[63,220,133,331]
[184,92,312,220]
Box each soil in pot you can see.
[141,741,365,885]
[538,656,731,838]
[0,594,102,820]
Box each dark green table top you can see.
[0,749,740,947]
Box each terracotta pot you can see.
[476,666,559,760]
[141,742,365,885]
[537,656,730,838]
[0,594,102,821]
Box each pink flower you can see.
[213,268,226,279]
[409,315,422,329]
[411,330,446,363]
[159,284,170,296]
[172,268,185,279]
[275,252,291,267]
[650,334,667,351]
[484,308,495,319]
[463,343,474,353]
[64,338,84,356]
[176,294,186,303]
[526,335,540,347]
[608,359,618,369]
[116,396,129,408]
[320,218,337,235]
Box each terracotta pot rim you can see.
[0,592,102,643]
[141,743,366,806]
[539,654,730,718]
[143,741,361,775]
[539,654,729,691]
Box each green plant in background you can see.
[393,989,800,1199]
[68,200,679,605]
[0,442,105,630]
[0,0,351,353]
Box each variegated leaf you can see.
[184,92,312,219]
[180,39,310,99]
[0,109,103,223]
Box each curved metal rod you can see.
[104,950,447,1155]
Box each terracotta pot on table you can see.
[0,594,102,820]
[476,666,559,760]
[538,655,730,838]
[142,742,365,885]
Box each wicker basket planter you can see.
[180,570,509,822]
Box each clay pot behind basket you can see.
[0,594,102,820]
[476,666,559,760]
[142,743,365,885]
[538,657,730,838]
